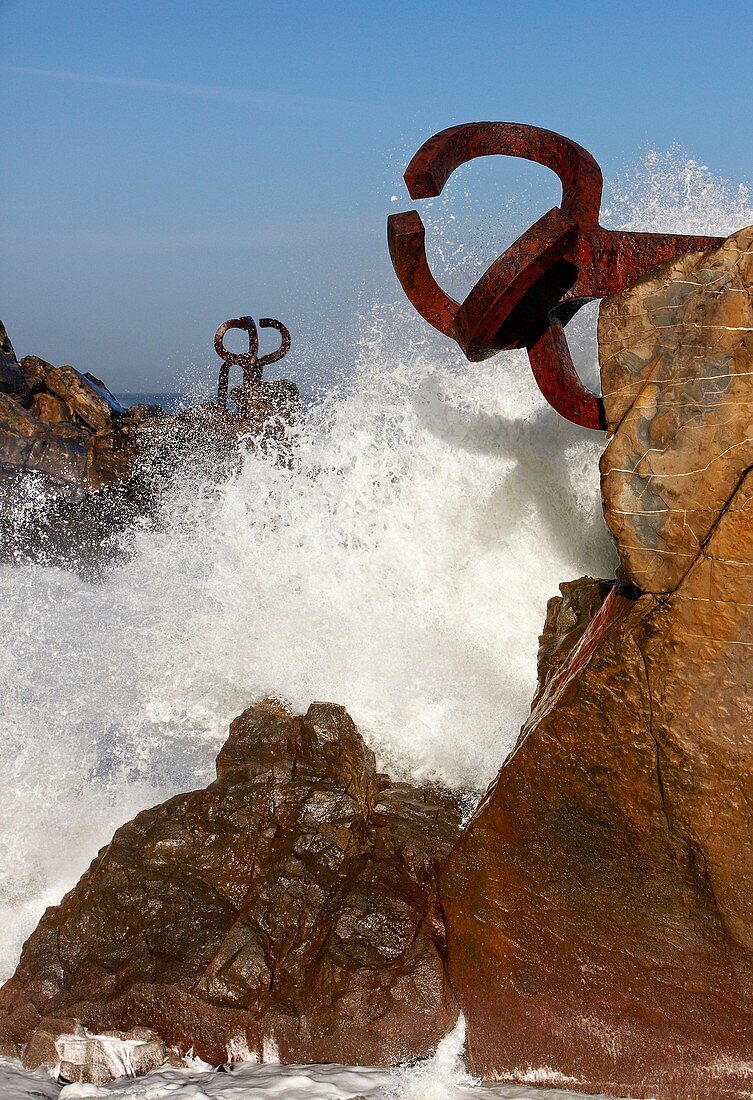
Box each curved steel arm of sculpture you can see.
[387,211,460,338]
[387,121,725,430]
[256,318,292,370]
[402,122,603,227]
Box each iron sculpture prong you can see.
[388,122,725,429]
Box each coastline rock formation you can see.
[600,227,753,593]
[0,701,461,1076]
[0,322,140,499]
[0,320,301,505]
[440,227,753,1100]
[7,227,753,1095]
[0,321,301,569]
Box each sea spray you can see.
[0,150,751,989]
[383,1017,477,1100]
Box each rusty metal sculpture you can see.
[215,316,291,415]
[387,122,724,429]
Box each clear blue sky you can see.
[2,0,752,391]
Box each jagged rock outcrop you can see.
[0,701,461,1077]
[0,323,140,498]
[440,227,753,1100]
[0,323,32,404]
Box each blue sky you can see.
[2,0,752,391]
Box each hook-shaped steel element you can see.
[388,122,725,430]
[215,316,291,412]
[256,318,291,372]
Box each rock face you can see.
[23,1022,167,1086]
[0,323,139,498]
[440,227,753,1099]
[0,323,32,404]
[0,701,461,1074]
[600,226,753,593]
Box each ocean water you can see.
[1,150,752,1099]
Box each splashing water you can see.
[383,1017,477,1100]
[0,150,751,994]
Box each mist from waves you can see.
[1,149,751,979]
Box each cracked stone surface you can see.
[600,225,753,594]
[0,701,461,1077]
[439,226,753,1099]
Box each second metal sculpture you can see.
[215,316,291,416]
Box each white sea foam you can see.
[0,150,751,1099]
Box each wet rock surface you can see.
[23,1020,167,1085]
[440,227,753,1100]
[0,701,461,1076]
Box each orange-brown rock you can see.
[600,226,753,593]
[440,227,753,1099]
[0,701,460,1077]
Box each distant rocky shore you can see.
[0,320,149,497]
[0,321,300,569]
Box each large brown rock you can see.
[600,226,753,594]
[440,227,753,1099]
[0,701,460,1076]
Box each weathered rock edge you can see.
[0,701,461,1076]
